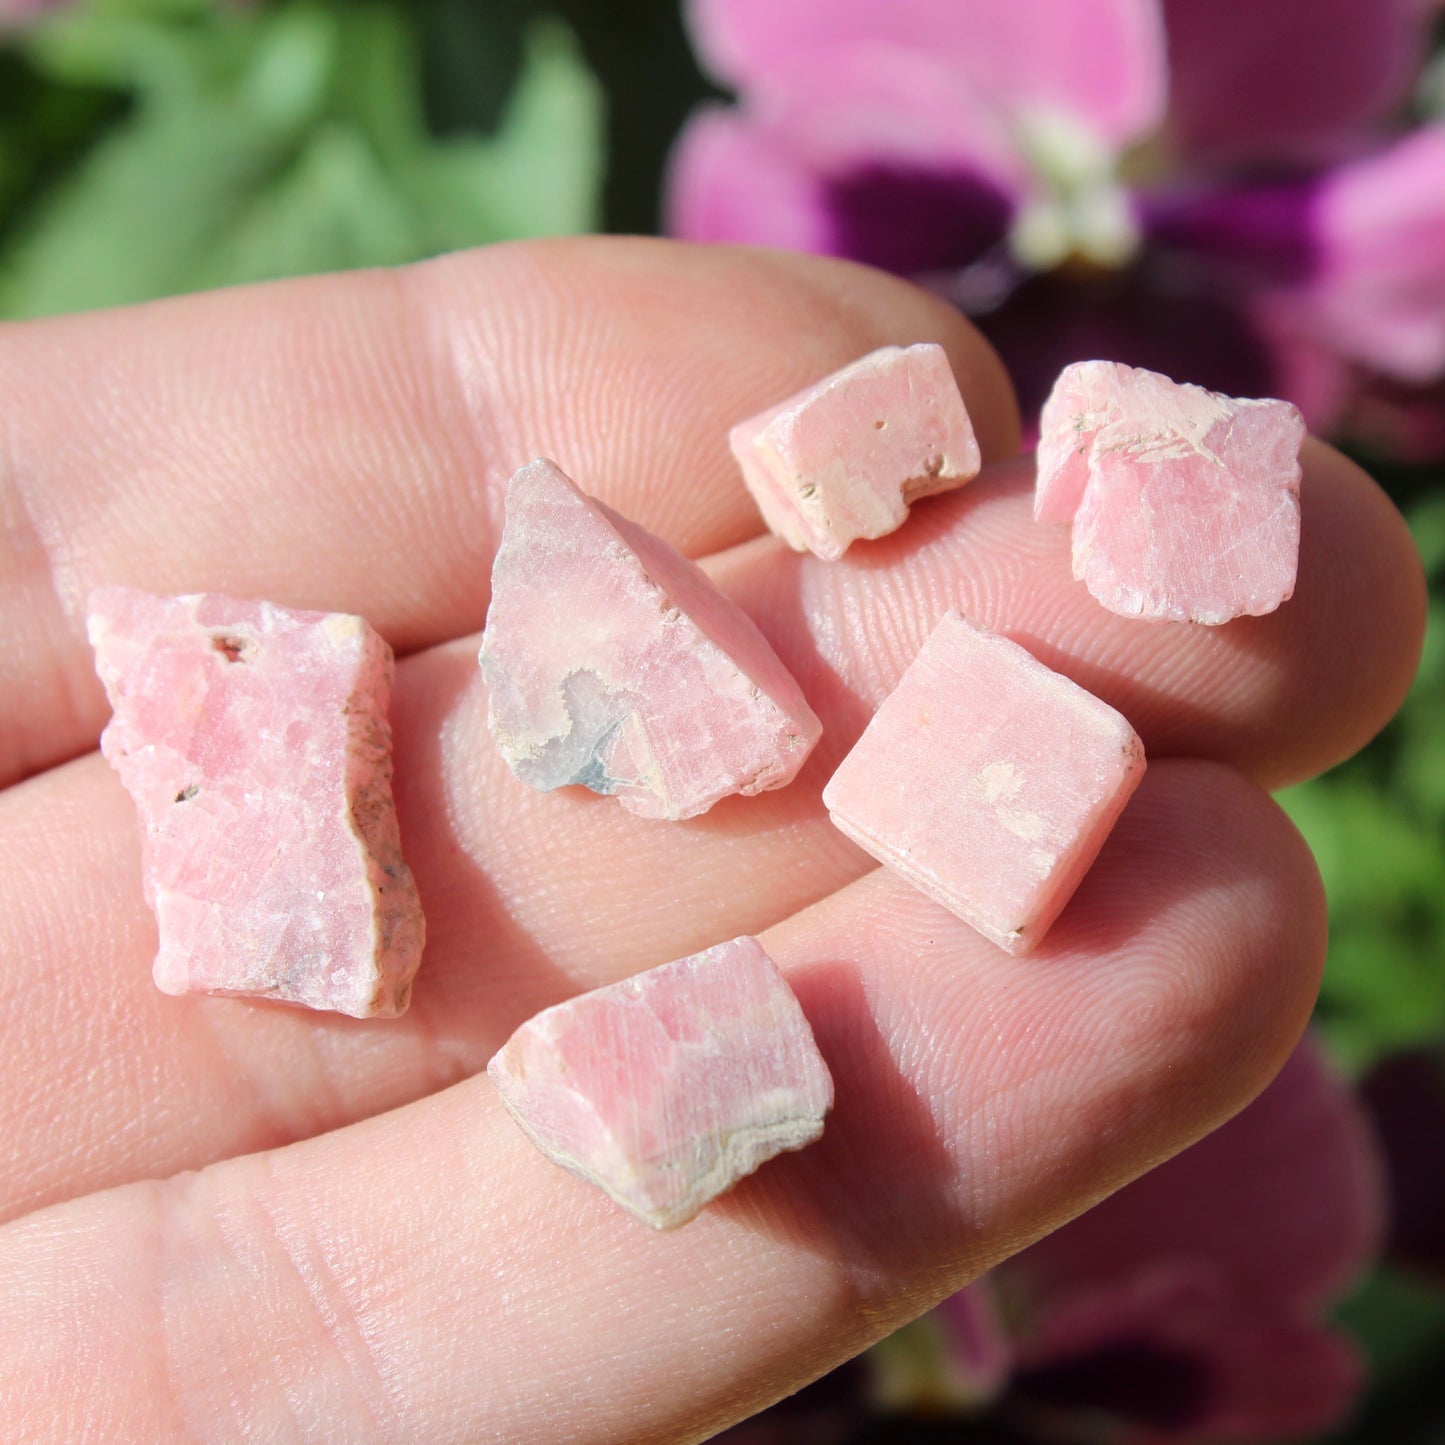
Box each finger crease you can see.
[241,1161,407,1440]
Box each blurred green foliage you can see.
[0,0,604,315]
[1283,494,1445,1075]
[1327,1265,1445,1444]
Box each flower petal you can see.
[666,109,838,252]
[969,264,1280,440]
[1002,1036,1385,1316]
[686,0,1169,147]
[666,50,1023,265]
[1302,124,1445,383]
[1005,1265,1365,1442]
[1185,1318,1365,1443]
[935,1279,1016,1401]
[1161,0,1432,164]
[1362,1045,1445,1282]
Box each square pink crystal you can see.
[88,587,425,1018]
[488,935,834,1230]
[479,458,821,821]
[1036,361,1305,624]
[730,343,981,560]
[822,612,1145,954]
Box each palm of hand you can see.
[0,238,1423,1443]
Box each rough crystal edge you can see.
[491,1073,827,1231]
[729,343,981,560]
[480,459,822,820]
[87,586,425,1019]
[487,936,834,1230]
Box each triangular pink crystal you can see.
[480,458,821,820]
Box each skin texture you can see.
[0,237,1426,1444]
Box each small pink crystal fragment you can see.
[730,343,981,560]
[480,458,821,820]
[822,612,1145,955]
[1034,359,1125,525]
[1035,361,1306,624]
[488,935,833,1230]
[88,587,424,1018]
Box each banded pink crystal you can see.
[488,935,833,1230]
[480,458,821,820]
[1036,361,1306,624]
[822,612,1145,955]
[729,343,981,560]
[88,587,424,1018]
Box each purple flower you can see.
[0,0,72,22]
[1361,1043,1445,1284]
[715,1039,1384,1444]
[912,1037,1385,1442]
[668,0,1445,452]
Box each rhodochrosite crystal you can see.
[823,612,1145,955]
[88,587,425,1018]
[480,458,821,820]
[729,343,981,559]
[488,935,834,1230]
[1036,361,1305,624]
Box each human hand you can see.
[0,238,1424,1442]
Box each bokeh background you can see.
[2,2,1442,1441]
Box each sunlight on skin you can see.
[0,238,1425,1443]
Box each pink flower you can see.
[1361,1044,1445,1285]
[669,0,1445,452]
[929,1037,1386,1442]
[0,0,72,23]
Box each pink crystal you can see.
[87,587,425,1018]
[729,343,981,560]
[1035,361,1306,624]
[1034,359,1124,526]
[479,458,821,821]
[822,612,1145,955]
[488,935,833,1230]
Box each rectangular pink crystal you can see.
[730,343,981,560]
[822,613,1145,954]
[480,458,821,820]
[88,587,425,1017]
[488,935,834,1230]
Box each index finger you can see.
[0,238,1019,787]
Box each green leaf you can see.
[1406,492,1445,579]
[190,122,425,287]
[1283,499,1445,1074]
[1284,776,1445,1072]
[0,100,305,316]
[0,1,602,318]
[401,18,604,247]
[1336,1267,1445,1393]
